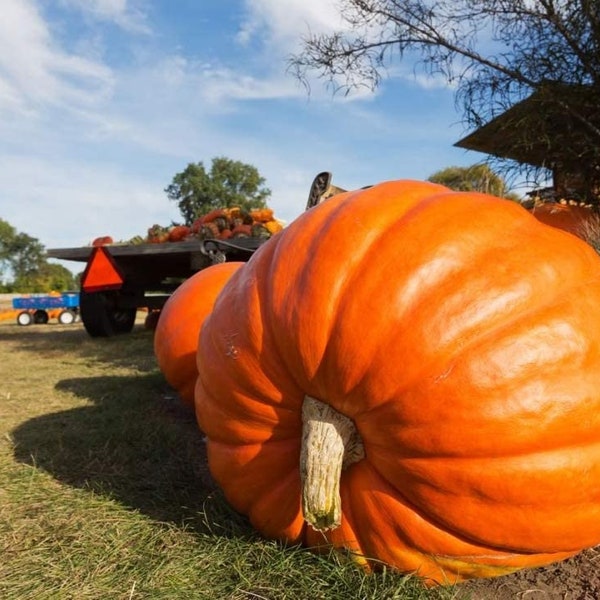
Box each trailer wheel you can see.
[33,310,49,324]
[17,311,32,326]
[79,290,136,337]
[58,309,77,325]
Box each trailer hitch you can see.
[200,238,261,265]
[199,240,227,264]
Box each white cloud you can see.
[0,154,178,251]
[238,0,345,48]
[0,0,471,270]
[0,0,114,117]
[231,0,451,103]
[385,62,456,91]
[237,0,455,97]
[167,0,375,107]
[198,65,303,105]
[59,0,151,34]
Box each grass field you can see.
[0,320,463,600]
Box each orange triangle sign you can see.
[81,247,124,292]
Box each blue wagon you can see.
[12,292,80,326]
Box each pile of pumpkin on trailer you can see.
[147,206,284,243]
[153,180,600,587]
[92,207,284,247]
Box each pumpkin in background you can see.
[529,202,594,237]
[167,224,192,242]
[154,262,243,408]
[147,224,170,243]
[195,180,600,585]
[91,235,113,246]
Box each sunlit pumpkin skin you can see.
[195,180,600,585]
[154,262,243,407]
[530,202,594,237]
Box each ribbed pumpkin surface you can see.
[195,180,600,584]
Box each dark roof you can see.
[454,85,600,169]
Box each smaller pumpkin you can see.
[264,220,284,235]
[231,209,253,226]
[213,216,231,232]
[250,208,274,223]
[197,222,220,239]
[201,208,228,224]
[147,224,169,243]
[191,217,204,234]
[168,225,192,242]
[231,224,252,238]
[153,262,243,408]
[91,235,114,247]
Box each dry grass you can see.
[578,212,600,254]
[0,320,460,600]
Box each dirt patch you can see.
[459,547,600,599]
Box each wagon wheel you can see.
[58,309,77,325]
[79,290,136,337]
[33,309,49,324]
[16,311,32,326]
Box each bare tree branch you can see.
[288,0,600,199]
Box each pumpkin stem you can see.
[300,395,365,531]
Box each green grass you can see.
[0,320,463,599]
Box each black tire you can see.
[79,290,136,337]
[33,310,49,324]
[58,309,76,325]
[16,311,32,326]
[144,310,161,331]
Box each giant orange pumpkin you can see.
[154,262,243,407]
[195,180,600,585]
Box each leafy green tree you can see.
[165,157,271,225]
[0,219,41,286]
[0,218,77,292]
[11,263,78,293]
[9,232,45,282]
[0,219,16,284]
[428,164,520,200]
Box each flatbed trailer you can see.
[46,172,343,338]
[46,237,264,337]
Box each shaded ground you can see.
[459,547,600,599]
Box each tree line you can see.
[0,219,77,293]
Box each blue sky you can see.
[1,0,489,266]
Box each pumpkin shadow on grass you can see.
[10,372,253,540]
